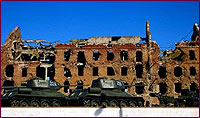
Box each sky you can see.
[1,1,199,50]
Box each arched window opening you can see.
[5,65,14,77]
[135,64,143,78]
[135,83,144,94]
[174,66,182,77]
[158,66,166,78]
[159,83,167,94]
[136,51,142,62]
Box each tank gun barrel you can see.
[124,84,148,87]
[61,84,90,88]
[2,86,27,89]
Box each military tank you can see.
[1,77,68,107]
[67,77,145,107]
[2,77,144,107]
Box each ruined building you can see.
[1,21,199,105]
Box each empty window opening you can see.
[158,66,167,78]
[47,65,55,80]
[22,68,27,77]
[64,80,70,93]
[45,55,55,64]
[121,67,128,76]
[159,83,167,94]
[21,54,31,61]
[78,65,84,76]
[64,50,71,61]
[107,67,115,76]
[112,36,121,41]
[174,66,182,77]
[135,83,144,94]
[135,64,143,78]
[136,51,142,62]
[190,67,196,76]
[190,82,197,91]
[13,42,17,50]
[175,83,182,93]
[146,101,150,107]
[36,66,45,79]
[77,51,86,64]
[3,80,14,86]
[189,50,195,60]
[107,51,114,61]
[64,67,72,78]
[5,65,14,77]
[76,80,83,89]
[93,51,100,61]
[93,67,98,76]
[120,51,128,61]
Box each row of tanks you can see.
[1,77,199,107]
[1,77,144,107]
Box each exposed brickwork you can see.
[1,22,199,106]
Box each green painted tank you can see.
[68,77,145,107]
[1,77,68,107]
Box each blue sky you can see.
[1,1,199,50]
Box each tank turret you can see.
[1,77,68,107]
[68,77,145,107]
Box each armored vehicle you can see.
[1,77,68,107]
[174,89,199,107]
[68,77,145,107]
[149,93,176,107]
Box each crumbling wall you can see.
[1,22,199,106]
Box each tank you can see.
[68,77,145,107]
[1,77,68,107]
[174,89,199,107]
[149,89,199,107]
[149,93,176,107]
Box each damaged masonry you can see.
[1,21,199,106]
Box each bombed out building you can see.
[1,21,199,105]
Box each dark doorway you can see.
[77,51,86,64]
[93,67,98,76]
[47,65,55,80]
[120,51,128,61]
[121,67,128,76]
[175,83,182,93]
[190,67,196,76]
[158,66,167,78]
[5,65,14,77]
[107,67,115,76]
[159,83,167,94]
[78,66,84,76]
[174,66,182,77]
[22,68,27,77]
[189,50,195,60]
[136,51,142,62]
[135,64,143,78]
[107,51,114,61]
[36,66,45,79]
[64,50,71,61]
[135,83,144,94]
[93,51,100,61]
